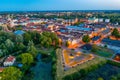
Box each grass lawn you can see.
[94,47,113,58]
[56,49,64,80]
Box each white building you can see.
[105,19,110,23]
[98,18,103,23]
[4,55,16,66]
[88,17,98,23]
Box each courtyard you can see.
[62,49,94,70]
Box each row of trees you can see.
[23,31,59,47]
[0,30,59,57]
[62,60,107,80]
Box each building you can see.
[88,17,98,23]
[74,18,79,23]
[98,18,103,23]
[92,36,100,43]
[4,55,16,66]
[105,19,110,23]
[102,38,120,47]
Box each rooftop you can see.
[92,36,100,41]
[102,38,120,47]
[4,55,15,62]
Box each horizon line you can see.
[0,9,120,12]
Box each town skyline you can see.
[0,1,120,80]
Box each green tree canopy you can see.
[27,41,38,57]
[15,35,23,43]
[5,39,14,53]
[112,28,120,38]
[82,35,91,43]
[15,43,26,51]
[39,32,59,47]
[23,32,32,45]
[97,77,104,80]
[0,31,15,43]
[28,31,41,44]
[18,53,34,66]
[0,43,8,56]
[0,67,22,80]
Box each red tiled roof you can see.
[5,56,15,62]
[0,68,4,72]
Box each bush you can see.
[63,58,107,80]
[107,60,120,67]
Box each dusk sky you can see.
[0,0,120,11]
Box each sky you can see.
[0,0,120,11]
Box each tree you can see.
[39,32,59,47]
[0,43,8,56]
[5,39,14,53]
[28,31,40,44]
[111,76,117,80]
[82,35,91,43]
[18,53,34,66]
[0,31,14,43]
[0,67,22,80]
[45,42,50,48]
[97,77,104,80]
[15,43,26,51]
[112,28,120,38]
[0,26,3,31]
[15,25,23,30]
[15,35,23,43]
[27,41,38,57]
[112,28,119,36]
[39,35,47,46]
[65,40,71,47]
[23,32,31,45]
[104,44,107,48]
